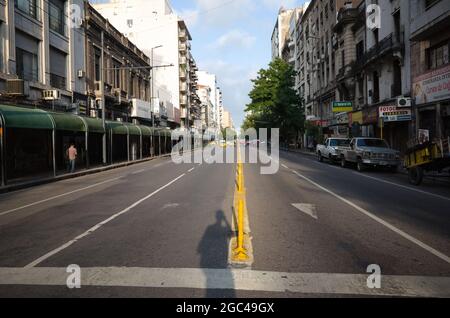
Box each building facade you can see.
[410,0,450,142]
[289,0,431,152]
[0,0,87,112]
[271,8,294,60]
[93,0,200,129]
[197,70,219,130]
[221,110,234,130]
[85,2,151,123]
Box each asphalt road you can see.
[0,146,449,297]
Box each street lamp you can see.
[151,45,163,128]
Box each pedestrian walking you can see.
[66,143,78,173]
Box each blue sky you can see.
[92,0,306,128]
[171,0,306,128]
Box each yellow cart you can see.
[404,138,450,185]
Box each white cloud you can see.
[208,29,256,50]
[199,59,259,128]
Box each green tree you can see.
[243,58,304,144]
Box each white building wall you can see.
[197,70,218,128]
[93,0,182,111]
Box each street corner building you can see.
[275,0,450,154]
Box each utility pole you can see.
[101,30,107,165]
[151,45,163,128]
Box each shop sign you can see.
[336,113,349,125]
[413,64,450,105]
[333,101,353,113]
[350,111,363,125]
[379,106,412,122]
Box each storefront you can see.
[379,105,412,153]
[413,64,450,141]
[328,112,350,138]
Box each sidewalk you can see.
[0,154,172,195]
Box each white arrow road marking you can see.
[0,267,449,297]
[291,170,450,265]
[292,204,318,220]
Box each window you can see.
[372,71,380,103]
[113,59,121,89]
[49,47,66,90]
[94,49,101,82]
[356,41,364,62]
[14,0,39,20]
[373,28,379,45]
[428,41,450,70]
[16,48,38,81]
[357,139,389,148]
[49,0,65,36]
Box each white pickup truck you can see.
[339,137,401,172]
[316,138,351,163]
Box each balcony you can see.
[179,56,187,65]
[180,95,187,106]
[363,33,404,66]
[179,43,187,52]
[179,69,187,80]
[180,82,187,92]
[179,29,187,40]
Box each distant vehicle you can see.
[339,138,401,172]
[316,138,351,163]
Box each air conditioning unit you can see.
[6,79,29,96]
[397,97,412,107]
[42,89,61,101]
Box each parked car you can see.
[339,138,401,172]
[316,138,351,163]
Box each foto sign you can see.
[333,101,353,113]
[379,106,412,122]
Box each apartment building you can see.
[0,0,86,112]
[197,70,219,129]
[85,2,151,123]
[93,0,200,129]
[221,110,234,130]
[282,8,301,68]
[410,0,450,141]
[272,8,295,60]
[197,84,214,131]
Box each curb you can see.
[0,154,172,195]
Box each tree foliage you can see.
[242,58,304,142]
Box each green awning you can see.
[139,125,153,136]
[0,104,54,130]
[83,117,105,134]
[107,121,128,135]
[157,129,171,137]
[126,124,141,136]
[50,113,86,132]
